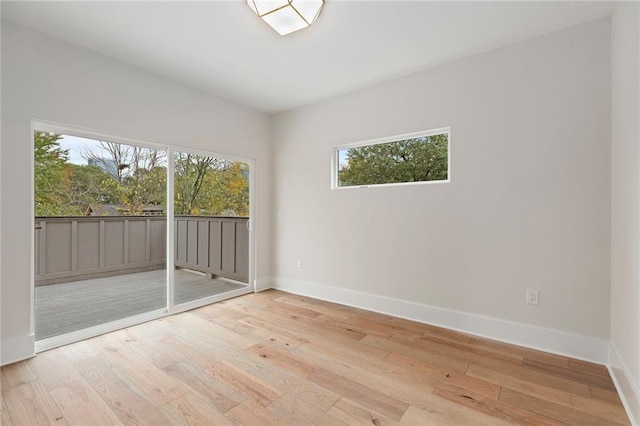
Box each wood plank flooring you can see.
[2,289,631,425]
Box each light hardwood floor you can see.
[1,290,631,425]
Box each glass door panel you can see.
[172,151,251,306]
[34,130,168,341]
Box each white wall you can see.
[272,19,612,361]
[0,21,272,364]
[610,2,640,423]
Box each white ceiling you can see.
[2,1,614,114]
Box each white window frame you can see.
[332,127,451,190]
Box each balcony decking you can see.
[35,269,246,340]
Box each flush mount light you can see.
[247,0,324,36]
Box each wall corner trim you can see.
[255,276,274,292]
[272,277,609,364]
[609,344,640,425]
[1,334,35,366]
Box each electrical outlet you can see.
[526,289,539,305]
[296,259,303,269]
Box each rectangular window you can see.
[334,128,450,188]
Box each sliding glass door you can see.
[33,124,253,350]
[171,150,252,308]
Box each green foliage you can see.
[108,165,167,215]
[174,153,218,215]
[198,161,249,217]
[338,134,448,187]
[85,143,167,215]
[67,164,116,213]
[34,132,249,218]
[174,153,249,217]
[34,131,78,216]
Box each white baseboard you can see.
[609,344,640,425]
[1,334,35,366]
[271,277,609,364]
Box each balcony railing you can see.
[35,215,249,286]
[175,215,249,283]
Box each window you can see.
[334,128,449,188]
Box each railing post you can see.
[124,219,129,265]
[145,218,151,262]
[39,220,47,276]
[99,220,105,268]
[71,219,78,272]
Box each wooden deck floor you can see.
[35,269,246,340]
[3,290,630,425]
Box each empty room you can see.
[1,1,639,424]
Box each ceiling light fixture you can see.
[247,0,324,36]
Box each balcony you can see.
[34,215,249,340]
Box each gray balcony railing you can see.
[35,215,248,286]
[175,215,249,283]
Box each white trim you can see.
[255,276,274,292]
[272,277,609,364]
[1,335,35,366]
[30,125,37,336]
[32,120,169,153]
[336,127,451,151]
[248,158,257,293]
[35,309,167,353]
[333,177,450,191]
[167,147,176,313]
[332,127,451,190]
[609,344,640,425]
[171,286,252,314]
